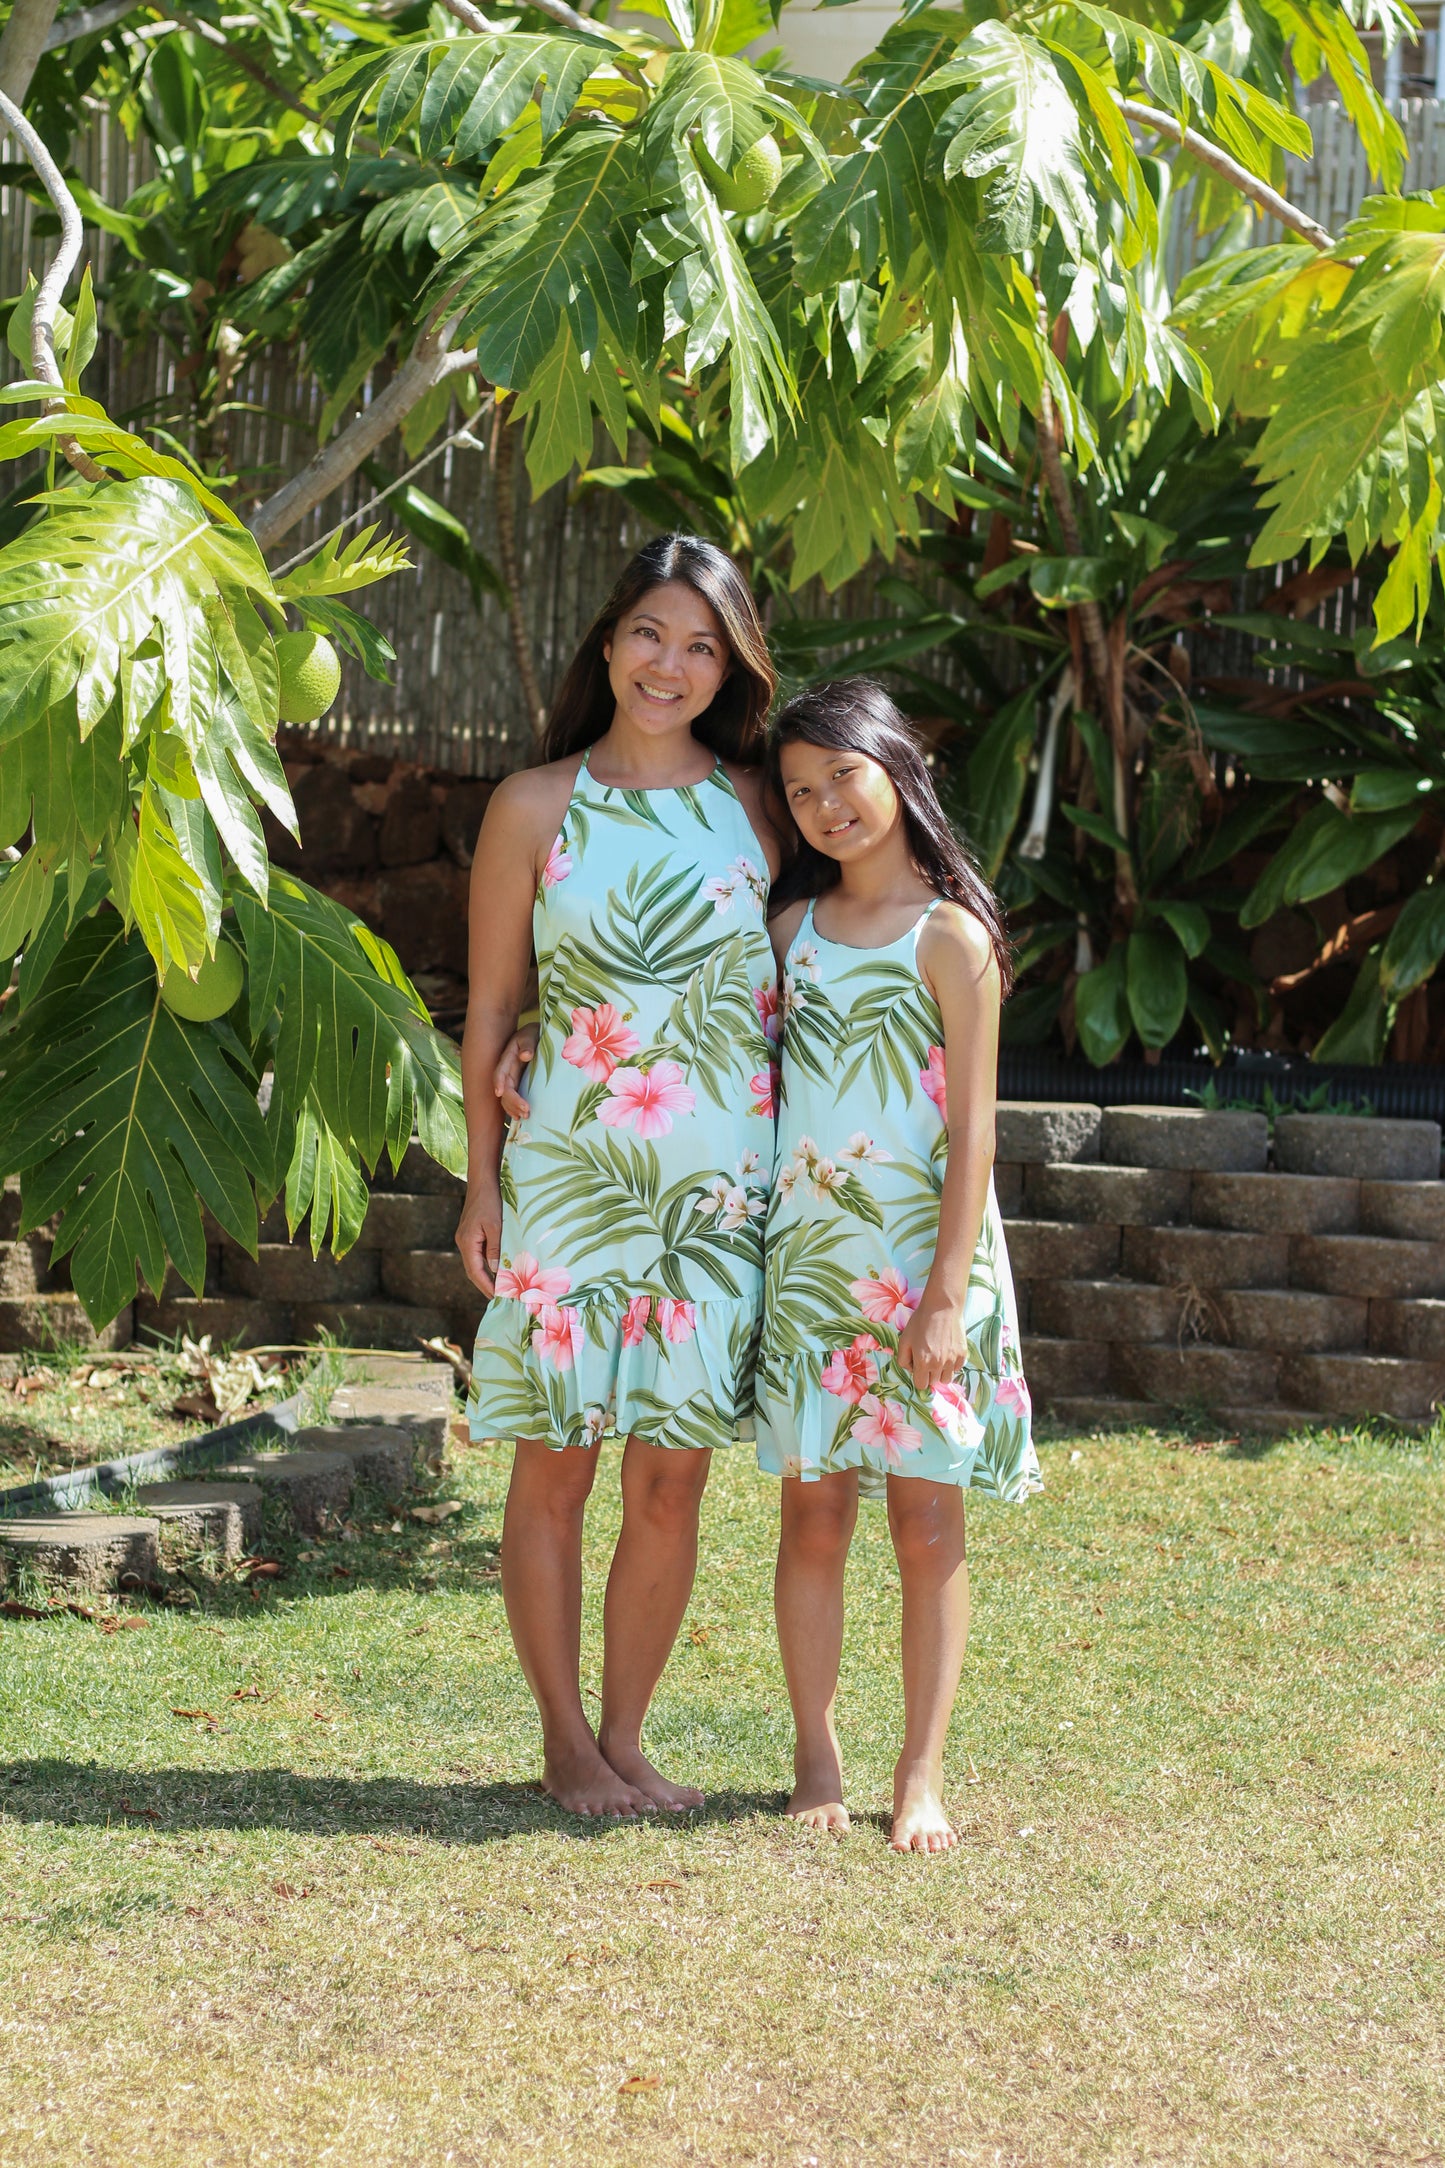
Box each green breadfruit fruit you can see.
[695,134,783,215]
[274,629,342,724]
[158,940,245,1023]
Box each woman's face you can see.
[603,581,730,738]
[778,738,902,863]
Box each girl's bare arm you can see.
[895,905,1002,1396]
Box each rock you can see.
[1275,1113,1441,1183]
[290,1300,452,1350]
[133,1294,290,1347]
[1190,1172,1359,1236]
[1036,1396,1161,1430]
[367,1142,466,1198]
[132,1482,262,1561]
[1358,1180,1445,1242]
[288,1423,414,1495]
[0,1295,133,1353]
[1023,1163,1191,1226]
[223,1245,380,1302]
[0,1514,159,1592]
[995,1102,1101,1165]
[211,1450,353,1535]
[1028,1279,1186,1344]
[353,1193,461,1251]
[279,762,378,874]
[1004,1220,1121,1280]
[379,772,441,867]
[1278,1351,1445,1421]
[381,1249,476,1308]
[441,779,495,867]
[992,1163,1023,1216]
[1368,1299,1445,1361]
[378,861,470,976]
[0,1236,53,1297]
[0,1177,24,1243]
[328,1378,452,1459]
[1016,1334,1114,1400]
[1099,1105,1267,1174]
[1289,1233,1445,1301]
[1115,1342,1281,1408]
[1121,1225,1291,1290]
[1212,1289,1367,1354]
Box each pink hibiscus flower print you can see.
[532,1302,585,1371]
[494,1251,572,1315]
[849,1266,921,1330]
[753,982,781,1044]
[561,1002,640,1084]
[748,1065,778,1118]
[542,834,573,888]
[853,1393,924,1466]
[598,1061,695,1139]
[919,1044,947,1113]
[820,1335,881,1405]
[621,1295,652,1347]
[656,1298,697,1344]
[995,1372,1032,1422]
[931,1377,984,1446]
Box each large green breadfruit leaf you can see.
[235,874,467,1182]
[0,914,271,1327]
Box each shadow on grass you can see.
[1,1760,787,1842]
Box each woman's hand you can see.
[455,1180,504,1295]
[896,1293,969,1398]
[493,1025,539,1120]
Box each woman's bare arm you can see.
[895,905,1002,1396]
[455,766,571,1292]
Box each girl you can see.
[758,679,1040,1854]
[456,535,780,1820]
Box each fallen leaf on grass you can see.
[311,1711,333,1723]
[330,1566,354,1579]
[231,1685,262,1700]
[640,1879,684,1892]
[99,1616,149,1634]
[618,2076,659,2095]
[120,1800,159,1820]
[689,1626,710,1646]
[238,1558,282,1580]
[1,1599,49,1621]
[183,1905,207,1918]
[171,1708,220,1727]
[272,1883,310,1899]
[170,1392,220,1424]
[410,1502,462,1525]
[9,1367,55,1397]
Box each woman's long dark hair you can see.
[767,678,1014,993]
[541,535,776,765]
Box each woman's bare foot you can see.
[598,1731,704,1812]
[890,1760,957,1853]
[786,1751,850,1833]
[542,1739,651,1818]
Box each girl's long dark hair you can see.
[541,534,776,765]
[767,678,1014,993]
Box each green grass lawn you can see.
[2,1418,1441,2166]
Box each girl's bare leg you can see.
[775,1470,858,1832]
[501,1437,648,1817]
[597,1437,713,1811]
[886,1475,968,1852]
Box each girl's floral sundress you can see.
[756,898,1041,1503]
[469,749,778,1453]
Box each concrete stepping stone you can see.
[328,1370,452,1458]
[996,1102,1101,1165]
[0,1514,159,1592]
[211,1450,353,1535]
[287,1424,415,1497]
[132,1482,262,1562]
[1100,1105,1267,1174]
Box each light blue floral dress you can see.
[469,749,778,1453]
[756,898,1040,1503]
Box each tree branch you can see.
[1115,96,1336,253]
[247,325,479,551]
[0,84,105,480]
[0,0,60,102]
[42,0,147,55]
[438,0,593,40]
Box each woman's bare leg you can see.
[886,1475,968,1853]
[501,1436,648,1817]
[775,1470,858,1832]
[597,1436,713,1811]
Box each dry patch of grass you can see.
[1,1422,1441,2166]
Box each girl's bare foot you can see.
[598,1731,704,1812]
[890,1760,957,1853]
[542,1740,651,1818]
[787,1750,850,1833]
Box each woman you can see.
[456,535,780,1818]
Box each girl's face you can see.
[778,738,902,862]
[603,581,730,738]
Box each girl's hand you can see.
[896,1294,969,1398]
[493,1025,539,1120]
[455,1181,503,1295]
